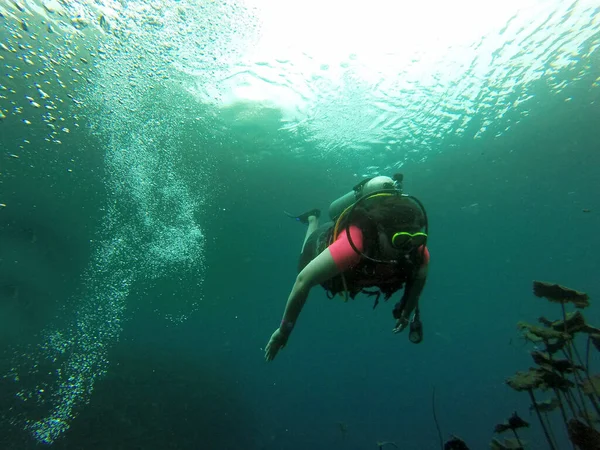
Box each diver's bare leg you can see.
[301,215,319,252]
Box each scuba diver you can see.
[265,173,430,362]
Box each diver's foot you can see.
[284,208,321,225]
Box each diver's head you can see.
[361,176,396,196]
[360,195,425,232]
[356,195,427,249]
[372,197,428,257]
[342,179,428,264]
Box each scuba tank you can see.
[328,190,357,221]
[328,173,404,221]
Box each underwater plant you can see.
[502,281,600,449]
[337,421,348,441]
[377,281,599,450]
[494,411,529,448]
[443,435,470,449]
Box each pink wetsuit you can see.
[328,225,430,272]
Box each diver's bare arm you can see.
[279,278,311,333]
[396,266,428,319]
[279,249,341,337]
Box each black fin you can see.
[284,208,320,225]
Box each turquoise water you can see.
[1,1,599,449]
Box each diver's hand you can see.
[393,315,409,334]
[265,328,288,362]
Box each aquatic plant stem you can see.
[551,349,581,417]
[560,303,574,365]
[559,347,594,426]
[542,412,560,450]
[546,350,579,420]
[564,386,582,417]
[510,429,524,449]
[559,304,593,425]
[571,338,600,412]
[431,386,443,450]
[528,388,557,450]
[555,390,577,450]
[571,337,593,382]
[585,335,592,372]
[573,344,600,400]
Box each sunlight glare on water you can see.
[185,0,600,170]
